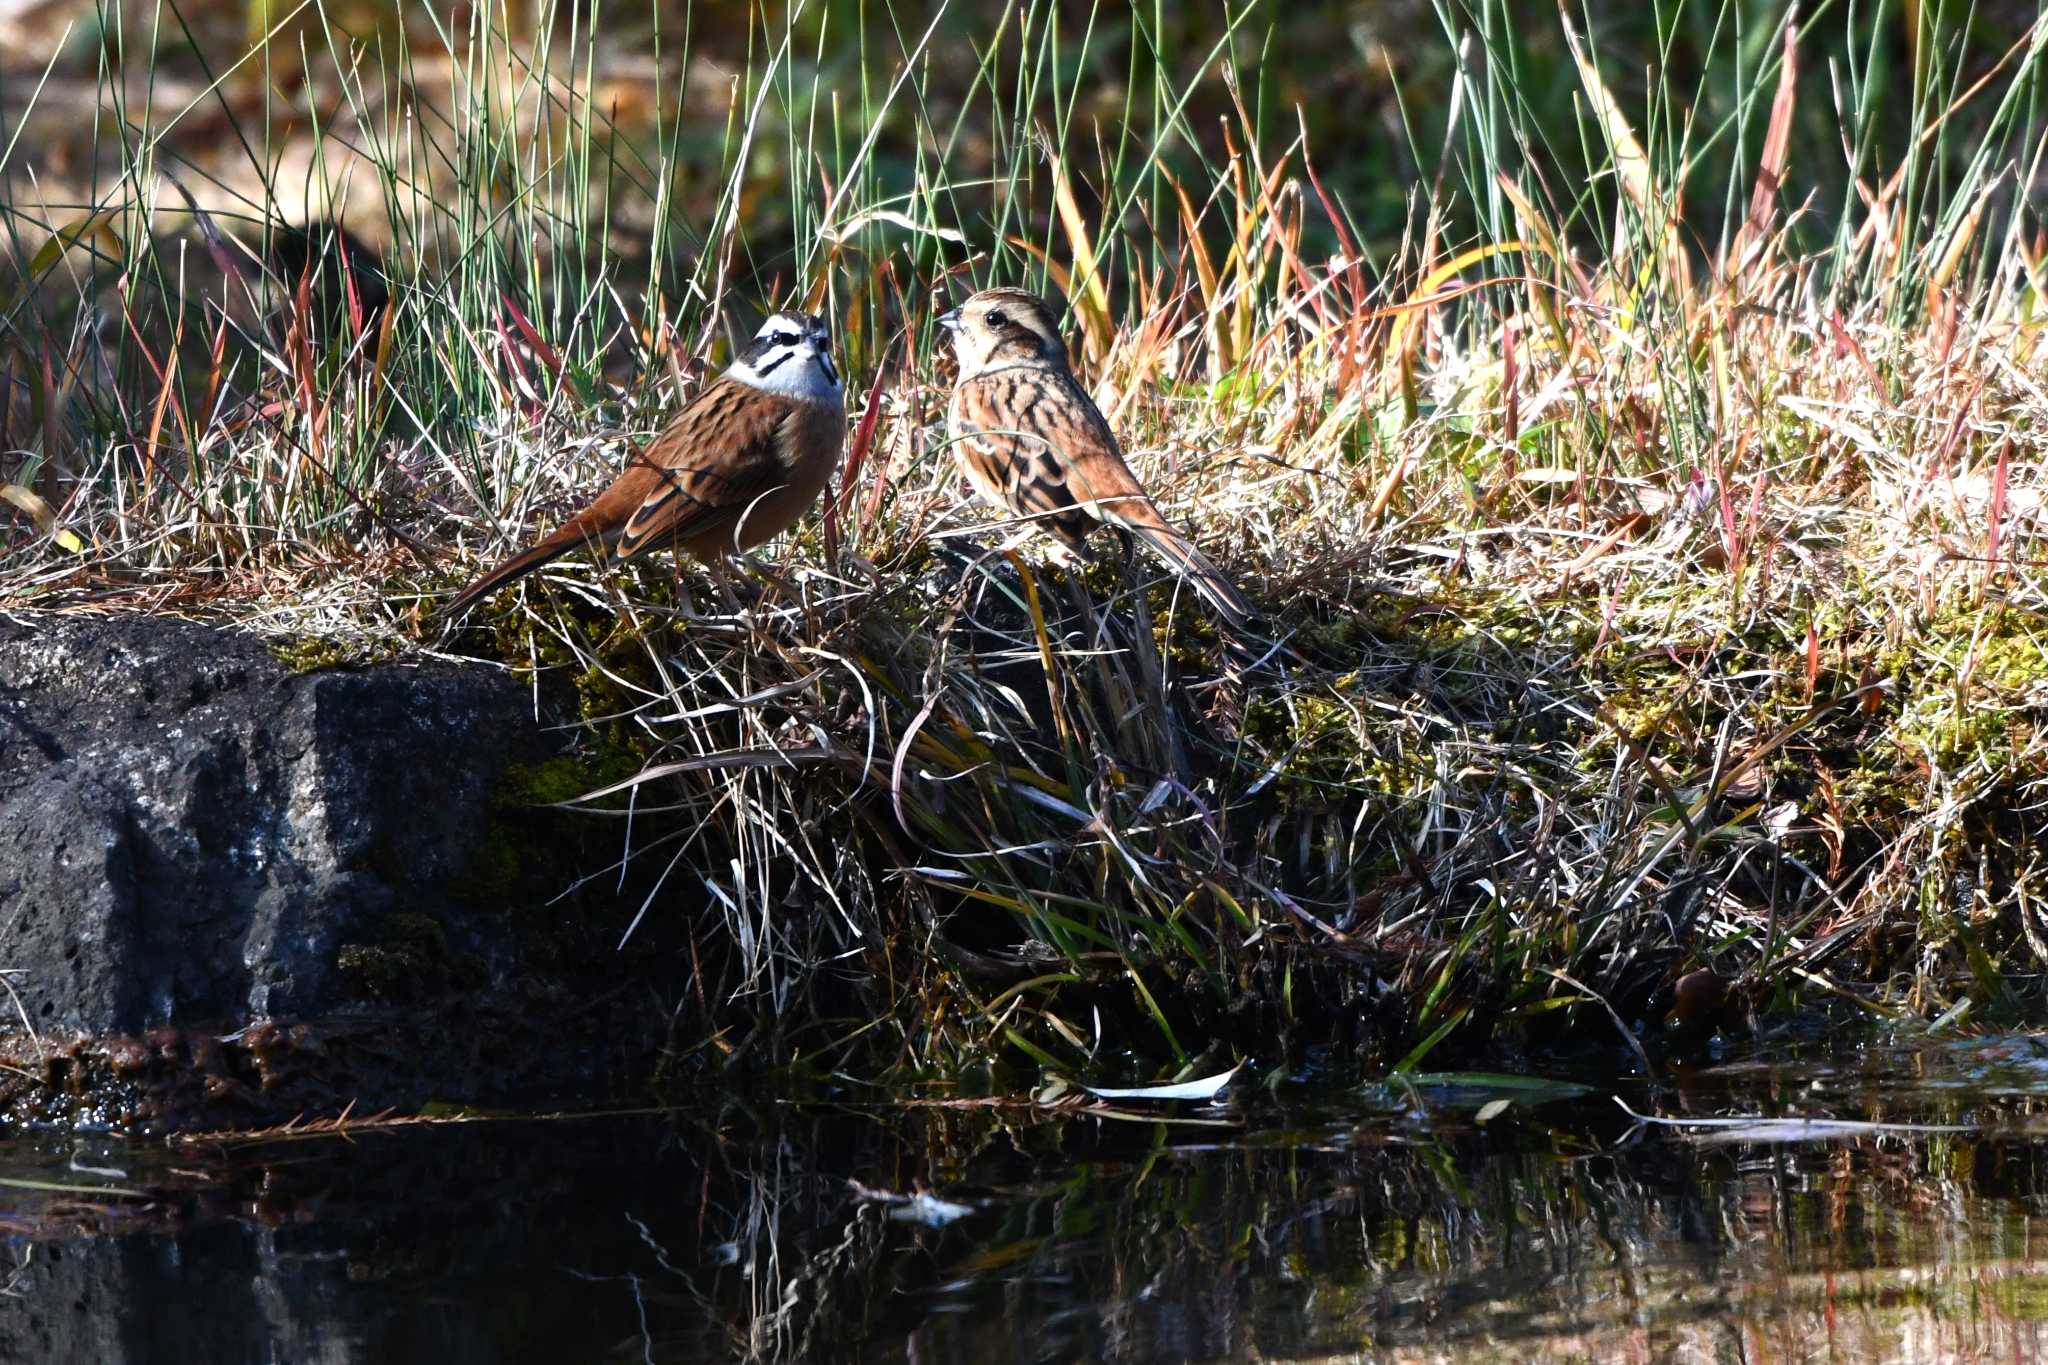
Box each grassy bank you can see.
[4,1,2048,1084]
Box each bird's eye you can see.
[770,331,800,347]
[986,310,1008,329]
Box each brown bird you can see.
[938,288,1253,628]
[440,310,844,620]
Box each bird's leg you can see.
[1063,573,1108,653]
[1042,535,1091,573]
[706,555,755,619]
[993,524,1044,558]
[666,564,706,623]
[1111,524,1139,577]
[1093,525,1141,638]
[1054,531,1117,652]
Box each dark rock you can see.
[0,611,662,1128]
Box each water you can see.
[4,1037,2048,1363]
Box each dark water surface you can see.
[5,1037,2048,1363]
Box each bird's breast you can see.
[780,396,846,472]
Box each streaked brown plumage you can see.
[440,310,844,621]
[938,287,1253,628]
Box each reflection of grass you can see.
[616,1100,2048,1362]
[3,2,2048,1085]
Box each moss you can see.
[1597,675,1685,744]
[1239,681,1375,804]
[502,753,601,805]
[335,911,485,1004]
[1895,703,2013,769]
[1964,626,2048,691]
[441,591,683,911]
[268,635,400,673]
[461,826,528,905]
[458,747,641,907]
[1873,605,2048,768]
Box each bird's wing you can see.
[610,380,800,558]
[953,369,1255,628]
[1046,375,1160,522]
[952,369,1151,535]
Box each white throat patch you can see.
[729,344,842,405]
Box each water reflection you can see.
[1,1042,2046,1362]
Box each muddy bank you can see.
[0,611,668,1129]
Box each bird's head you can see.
[731,309,841,402]
[936,288,1068,377]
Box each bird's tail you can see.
[1109,499,1256,630]
[436,521,603,624]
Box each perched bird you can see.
[264,220,391,342]
[938,288,1253,628]
[165,173,390,347]
[439,310,844,620]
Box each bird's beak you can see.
[936,308,962,333]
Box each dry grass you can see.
[4,2,2048,1082]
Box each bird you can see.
[439,310,844,621]
[937,287,1253,628]
[264,220,391,342]
[165,173,390,349]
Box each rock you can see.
[0,610,662,1128]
